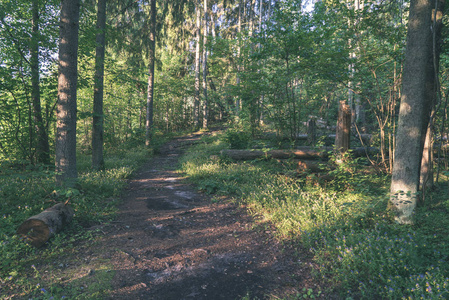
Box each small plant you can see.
[223,127,252,149]
[298,287,321,299]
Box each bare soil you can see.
[77,132,324,299]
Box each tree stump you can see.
[335,100,351,153]
[17,203,74,247]
[307,119,317,146]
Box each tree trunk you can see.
[92,0,107,171]
[55,0,81,187]
[146,0,156,146]
[419,0,444,191]
[202,0,208,129]
[31,0,50,165]
[307,118,316,146]
[390,0,434,224]
[17,203,74,248]
[420,124,434,191]
[235,0,242,116]
[194,1,201,129]
[335,100,351,153]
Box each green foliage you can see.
[223,127,252,149]
[296,288,322,299]
[306,222,449,298]
[181,132,449,299]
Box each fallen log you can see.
[17,203,74,248]
[221,147,379,161]
[220,148,332,160]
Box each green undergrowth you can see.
[0,142,154,299]
[181,132,449,299]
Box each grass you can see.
[0,140,157,299]
[180,132,449,299]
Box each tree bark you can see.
[145,0,156,146]
[202,0,208,129]
[55,0,81,187]
[17,203,74,248]
[235,0,242,116]
[335,100,351,153]
[31,0,50,165]
[390,0,434,224]
[307,119,316,146]
[92,0,107,171]
[419,0,444,191]
[194,1,201,129]
[420,124,434,191]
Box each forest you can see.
[2,0,449,299]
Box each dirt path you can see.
[92,133,315,299]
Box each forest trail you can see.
[87,132,316,299]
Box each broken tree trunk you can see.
[221,147,379,161]
[307,119,317,146]
[335,100,351,153]
[17,203,74,247]
[221,147,332,160]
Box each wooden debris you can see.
[220,147,379,161]
[297,160,329,173]
[17,203,74,248]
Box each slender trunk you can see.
[194,1,201,129]
[249,0,255,36]
[210,11,216,38]
[146,0,156,146]
[258,0,264,125]
[31,0,50,164]
[92,0,106,170]
[55,0,80,187]
[235,0,242,116]
[202,0,208,129]
[419,0,444,191]
[420,123,434,192]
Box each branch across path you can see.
[91,132,318,299]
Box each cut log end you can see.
[17,219,51,248]
[16,203,74,248]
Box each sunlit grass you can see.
[181,133,449,299]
